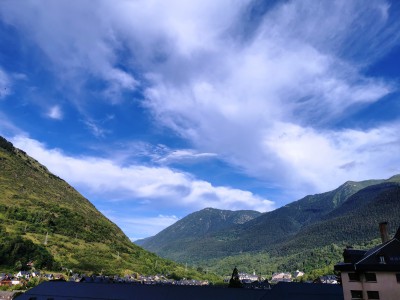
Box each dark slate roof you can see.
[343,249,367,263]
[264,282,343,300]
[17,281,268,300]
[354,238,400,271]
[335,234,400,272]
[17,281,344,300]
[395,226,400,240]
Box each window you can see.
[351,290,363,299]
[367,291,380,299]
[348,273,361,281]
[396,273,400,283]
[365,273,377,282]
[378,256,385,264]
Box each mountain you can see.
[137,174,400,275]
[135,208,261,259]
[0,136,214,280]
[273,180,400,255]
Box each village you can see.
[0,222,398,299]
[0,270,210,288]
[0,267,340,300]
[0,266,340,299]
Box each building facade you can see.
[335,222,400,300]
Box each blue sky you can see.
[1,0,400,240]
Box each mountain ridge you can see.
[137,174,400,272]
[135,207,261,247]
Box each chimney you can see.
[379,222,390,243]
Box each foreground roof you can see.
[335,226,400,272]
[17,281,343,300]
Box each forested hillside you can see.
[135,208,260,250]
[0,136,217,281]
[137,173,400,276]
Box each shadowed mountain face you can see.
[0,136,209,279]
[135,208,261,249]
[137,173,400,265]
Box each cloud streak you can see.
[11,136,274,213]
[140,0,400,194]
[1,0,400,202]
[103,213,180,241]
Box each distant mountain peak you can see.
[138,174,400,268]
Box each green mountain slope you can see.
[137,175,400,275]
[135,208,261,259]
[138,178,388,261]
[0,136,215,280]
[204,181,400,277]
[276,181,400,254]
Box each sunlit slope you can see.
[0,136,214,280]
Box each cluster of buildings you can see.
[3,222,400,299]
[0,271,44,287]
[270,270,339,284]
[224,269,306,285]
[0,272,209,288]
[70,274,208,286]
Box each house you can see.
[43,273,54,280]
[0,275,12,287]
[32,270,41,277]
[238,272,259,283]
[316,275,338,284]
[293,270,305,278]
[271,272,292,283]
[335,222,400,300]
[243,279,271,290]
[15,271,30,279]
[11,278,22,286]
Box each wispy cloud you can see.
[155,149,217,165]
[1,0,400,199]
[140,0,400,194]
[0,0,138,104]
[103,214,180,241]
[11,136,274,213]
[0,112,24,136]
[47,105,63,120]
[84,119,107,138]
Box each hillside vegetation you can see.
[138,172,400,276]
[136,208,261,253]
[0,136,219,282]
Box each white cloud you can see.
[140,0,400,195]
[11,136,274,213]
[2,0,400,199]
[155,149,217,164]
[264,122,400,193]
[104,214,180,241]
[47,105,63,120]
[0,0,137,103]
